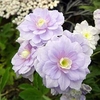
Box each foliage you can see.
[79,0,100,12]
[58,0,92,31]
[0,0,100,100]
[0,17,19,99]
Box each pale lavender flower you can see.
[64,30,93,56]
[34,33,91,92]
[17,8,64,45]
[11,41,37,81]
[93,9,100,30]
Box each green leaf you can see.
[1,97,7,100]
[0,42,6,50]
[93,1,100,7]
[0,67,5,76]
[7,71,15,85]
[34,73,49,95]
[19,83,34,90]
[85,78,100,92]
[86,66,100,79]
[19,88,44,100]
[79,6,95,12]
[0,68,10,92]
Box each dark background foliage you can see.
[0,0,100,100]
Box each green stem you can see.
[91,50,100,58]
[42,95,51,100]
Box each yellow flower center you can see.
[21,50,30,58]
[59,57,72,69]
[83,32,92,40]
[37,18,46,27]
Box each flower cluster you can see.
[60,84,92,100]
[11,8,100,99]
[0,0,59,25]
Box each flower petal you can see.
[58,73,70,91]
[40,30,53,40]
[70,80,82,90]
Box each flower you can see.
[60,84,92,100]
[93,9,100,30]
[60,88,86,100]
[34,33,91,92]
[63,30,93,56]
[11,41,37,81]
[17,8,64,45]
[73,20,99,50]
[80,84,92,95]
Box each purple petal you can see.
[56,12,64,25]
[70,80,82,90]
[37,47,49,62]
[45,76,58,88]
[71,53,85,70]
[33,8,49,18]
[48,48,60,62]
[68,52,77,61]
[12,65,22,72]
[31,35,41,44]
[52,26,63,35]
[34,60,45,77]
[58,73,70,91]
[43,61,61,79]
[33,30,46,35]
[18,66,31,74]
[67,70,86,81]
[40,30,53,40]
[48,25,58,30]
[20,31,34,40]
[11,54,25,66]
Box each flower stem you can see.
[91,51,100,58]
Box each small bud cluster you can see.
[0,0,59,25]
[60,84,92,100]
